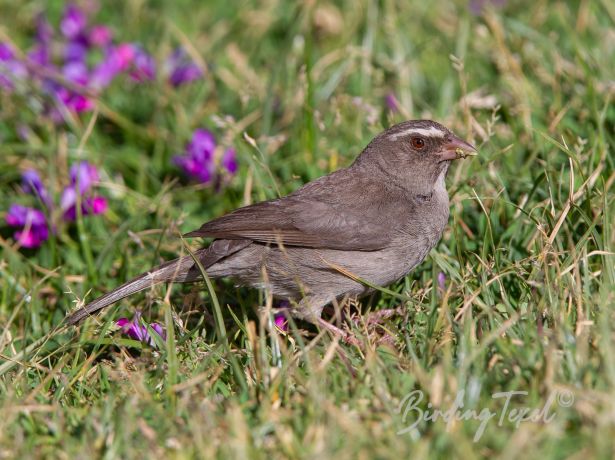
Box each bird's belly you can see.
[262,244,429,297]
[207,217,446,300]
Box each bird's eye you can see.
[411,137,425,149]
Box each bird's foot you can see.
[339,307,406,348]
[362,306,406,325]
[317,318,360,346]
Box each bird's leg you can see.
[317,318,360,346]
[289,296,359,345]
[256,304,289,317]
[290,295,328,324]
[362,306,406,325]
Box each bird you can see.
[65,119,477,327]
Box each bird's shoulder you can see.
[289,165,408,210]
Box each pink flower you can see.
[53,86,94,113]
[113,43,136,71]
[61,194,108,221]
[89,25,112,47]
[90,43,136,90]
[274,313,288,332]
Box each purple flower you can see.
[22,170,51,206]
[5,204,49,248]
[385,93,400,113]
[169,64,202,87]
[90,62,117,90]
[6,166,110,251]
[69,161,100,193]
[61,195,108,221]
[116,312,166,346]
[60,4,87,40]
[5,204,46,228]
[1,7,156,120]
[0,42,27,90]
[62,60,89,85]
[60,162,107,220]
[129,46,156,82]
[0,43,13,61]
[90,43,135,90]
[187,129,216,160]
[221,148,238,175]
[15,225,49,248]
[174,129,238,184]
[53,86,94,113]
[437,272,446,291]
[167,48,203,87]
[67,92,93,112]
[59,178,78,214]
[64,40,88,63]
[35,14,53,43]
[27,15,52,68]
[173,155,214,183]
[174,129,217,183]
[27,44,50,67]
[2,60,28,82]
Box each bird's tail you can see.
[65,239,252,325]
[65,249,208,325]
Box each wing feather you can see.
[185,168,410,251]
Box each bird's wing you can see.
[184,168,406,251]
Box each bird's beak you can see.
[439,135,478,161]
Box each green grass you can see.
[1,0,614,458]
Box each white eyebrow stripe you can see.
[389,126,446,140]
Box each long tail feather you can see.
[65,239,251,325]
[65,250,206,325]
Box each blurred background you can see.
[0,0,613,458]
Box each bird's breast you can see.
[390,189,450,274]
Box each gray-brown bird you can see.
[66,120,476,326]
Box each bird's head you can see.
[355,119,477,195]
